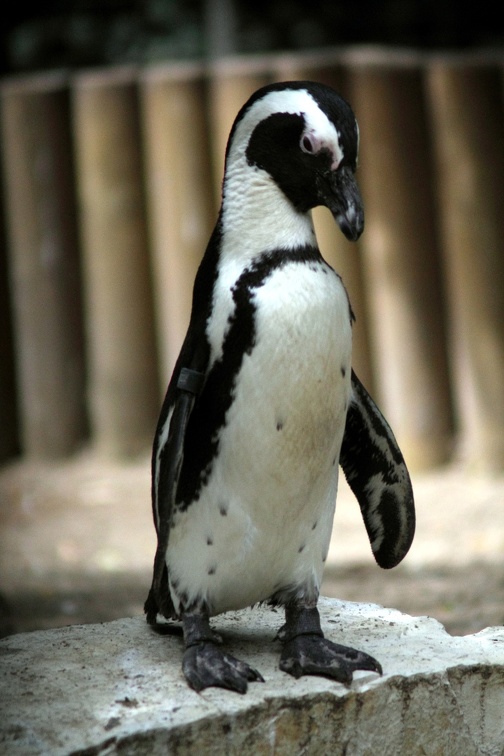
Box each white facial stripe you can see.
[228,88,344,170]
[300,109,344,170]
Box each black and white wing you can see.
[339,370,415,569]
[144,361,206,624]
[144,236,219,624]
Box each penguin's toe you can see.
[183,642,265,694]
[279,635,382,684]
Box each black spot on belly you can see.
[208,566,216,575]
[206,536,213,546]
[219,503,228,516]
[298,544,305,553]
[341,365,346,378]
[276,419,284,431]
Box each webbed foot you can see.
[182,611,264,693]
[280,634,382,683]
[279,603,382,684]
[183,642,264,693]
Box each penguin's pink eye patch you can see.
[299,127,342,170]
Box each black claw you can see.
[279,635,382,684]
[183,641,265,694]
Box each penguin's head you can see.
[224,81,364,241]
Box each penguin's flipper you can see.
[339,370,415,569]
[145,367,205,623]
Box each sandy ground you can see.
[0,449,503,638]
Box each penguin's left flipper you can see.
[339,370,415,569]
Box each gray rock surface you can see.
[1,597,504,755]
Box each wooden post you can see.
[72,67,159,457]
[426,59,504,471]
[0,72,87,458]
[0,226,19,462]
[350,61,453,470]
[140,63,215,387]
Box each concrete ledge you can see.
[1,597,504,755]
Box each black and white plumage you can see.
[145,81,415,693]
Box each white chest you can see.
[167,259,352,615]
[226,261,351,483]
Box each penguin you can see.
[145,81,415,694]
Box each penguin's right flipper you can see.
[145,367,205,623]
[339,370,415,569]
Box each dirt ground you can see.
[1,450,503,638]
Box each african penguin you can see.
[145,81,415,694]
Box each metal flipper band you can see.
[177,367,205,395]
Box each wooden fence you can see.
[1,48,504,472]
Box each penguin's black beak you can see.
[316,165,364,242]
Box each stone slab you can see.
[1,598,504,755]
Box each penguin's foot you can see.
[183,642,264,693]
[280,635,382,684]
[278,603,382,684]
[182,611,264,694]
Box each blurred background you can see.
[1,0,504,638]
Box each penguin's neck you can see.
[219,158,317,271]
[206,158,320,367]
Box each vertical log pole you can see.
[350,63,453,470]
[426,61,504,471]
[1,73,87,458]
[72,68,159,457]
[0,199,19,462]
[140,64,215,387]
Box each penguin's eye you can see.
[301,135,315,154]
